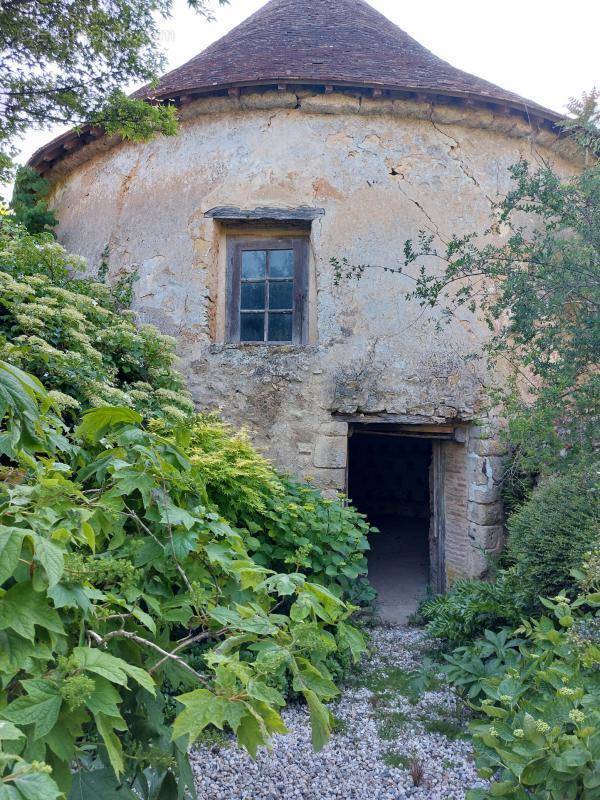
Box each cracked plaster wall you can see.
[47,92,578,581]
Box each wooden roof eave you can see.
[28,80,563,176]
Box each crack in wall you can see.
[393,180,444,240]
[428,114,495,205]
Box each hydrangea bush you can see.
[443,569,600,799]
[0,222,193,424]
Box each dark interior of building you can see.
[347,429,432,622]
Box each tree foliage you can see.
[505,467,599,611]
[0,0,226,182]
[176,416,375,604]
[9,167,57,233]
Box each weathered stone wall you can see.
[47,91,576,580]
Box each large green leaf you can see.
[336,622,366,663]
[293,659,338,701]
[68,768,138,800]
[0,630,53,683]
[235,711,265,759]
[0,526,24,584]
[0,719,24,740]
[32,536,64,588]
[0,582,64,641]
[75,407,142,443]
[95,713,124,777]
[303,689,331,752]
[2,768,62,800]
[84,676,123,718]
[73,647,154,694]
[520,758,551,786]
[2,679,62,740]
[0,360,45,421]
[171,689,245,744]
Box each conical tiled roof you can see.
[139,0,555,117]
[30,0,560,173]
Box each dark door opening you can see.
[348,430,432,623]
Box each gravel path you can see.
[191,626,488,799]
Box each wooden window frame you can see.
[226,237,309,345]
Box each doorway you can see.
[347,427,437,623]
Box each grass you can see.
[382,750,412,769]
[375,709,409,740]
[420,717,467,740]
[357,666,427,703]
[330,715,349,736]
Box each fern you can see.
[421,575,521,644]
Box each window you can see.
[227,238,308,344]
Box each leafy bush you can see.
[179,415,375,604]
[0,222,193,424]
[9,167,57,233]
[420,575,522,645]
[443,584,600,800]
[0,363,366,799]
[505,466,599,611]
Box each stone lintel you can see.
[204,205,325,223]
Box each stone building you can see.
[30,0,579,615]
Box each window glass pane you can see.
[268,312,293,342]
[241,250,266,280]
[269,280,293,310]
[241,282,265,310]
[269,249,294,278]
[240,312,264,342]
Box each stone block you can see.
[308,468,347,491]
[468,501,502,526]
[313,435,347,469]
[431,104,470,126]
[300,93,360,116]
[319,420,348,436]
[468,483,501,504]
[454,426,468,443]
[183,96,239,117]
[482,456,505,482]
[469,423,495,440]
[391,99,431,119]
[359,97,394,116]
[471,437,507,457]
[463,108,495,129]
[468,522,504,553]
[240,91,297,111]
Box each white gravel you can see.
[191,626,489,799]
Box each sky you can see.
[15,0,600,169]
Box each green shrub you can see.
[0,221,193,424]
[420,575,522,645]
[506,465,599,611]
[178,416,375,604]
[0,363,366,799]
[443,586,600,800]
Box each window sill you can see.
[209,342,315,355]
